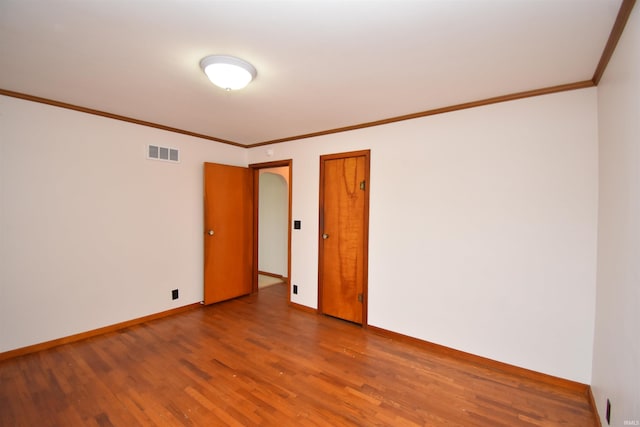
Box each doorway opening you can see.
[250,160,292,299]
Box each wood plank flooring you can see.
[0,284,597,426]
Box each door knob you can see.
[322,233,329,239]
[208,230,215,236]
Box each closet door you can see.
[318,150,370,325]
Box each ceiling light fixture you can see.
[199,55,257,91]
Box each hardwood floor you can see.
[0,284,597,426]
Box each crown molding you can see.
[0,88,244,148]
[248,80,595,148]
[592,0,636,85]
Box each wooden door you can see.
[319,150,370,325]
[203,162,253,305]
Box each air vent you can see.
[148,145,180,163]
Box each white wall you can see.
[592,5,640,426]
[248,88,599,383]
[1,85,600,384]
[0,95,246,352]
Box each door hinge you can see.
[357,293,363,303]
[360,180,366,191]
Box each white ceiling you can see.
[0,0,622,146]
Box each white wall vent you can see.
[148,145,180,163]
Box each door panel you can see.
[203,162,253,305]
[319,151,370,324]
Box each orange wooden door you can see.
[203,162,253,305]
[319,150,370,325]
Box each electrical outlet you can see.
[605,398,611,425]
[172,289,179,300]
[293,284,298,294]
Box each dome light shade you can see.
[200,55,257,91]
